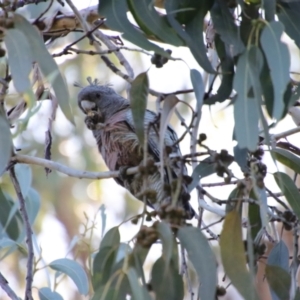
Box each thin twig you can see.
[9,167,34,300]
[0,273,19,300]
[274,126,300,140]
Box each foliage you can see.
[0,0,300,300]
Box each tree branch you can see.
[0,273,19,300]
[9,167,34,300]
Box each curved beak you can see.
[80,100,96,114]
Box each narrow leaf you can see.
[14,14,73,124]
[130,72,149,146]
[100,227,120,249]
[260,21,290,119]
[159,95,179,179]
[248,189,262,242]
[220,210,259,300]
[188,156,216,192]
[154,221,173,266]
[265,265,291,300]
[4,29,32,93]
[278,4,300,49]
[272,148,300,174]
[49,258,89,295]
[14,164,32,198]
[99,0,166,55]
[211,1,245,56]
[274,172,300,220]
[127,268,152,300]
[267,240,289,271]
[190,69,204,113]
[207,35,234,104]
[151,257,184,300]
[178,226,217,300]
[165,0,215,73]
[233,51,259,151]
[127,0,183,46]
[38,287,64,300]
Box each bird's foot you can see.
[118,166,132,181]
[84,111,104,130]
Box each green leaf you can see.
[0,113,12,176]
[190,69,204,113]
[25,188,41,225]
[265,265,291,300]
[278,4,300,49]
[127,0,183,46]
[267,240,289,271]
[49,258,89,295]
[177,226,217,300]
[93,246,118,289]
[14,14,73,124]
[4,29,32,93]
[233,145,248,172]
[271,148,300,174]
[226,186,243,213]
[260,21,290,120]
[274,172,300,220]
[130,72,149,146]
[210,1,245,56]
[154,221,173,267]
[188,156,216,192]
[127,268,152,300]
[165,0,215,73]
[99,227,120,249]
[38,287,64,300]
[0,188,22,241]
[206,35,234,104]
[151,257,184,300]
[14,164,32,198]
[233,50,259,151]
[220,210,259,300]
[98,0,166,55]
[248,189,262,242]
[159,95,179,178]
[260,52,274,118]
[262,0,276,22]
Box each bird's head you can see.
[77,84,119,115]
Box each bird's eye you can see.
[96,93,101,98]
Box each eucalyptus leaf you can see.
[278,4,300,49]
[99,0,166,55]
[265,265,291,300]
[188,156,216,192]
[274,172,300,220]
[38,287,64,300]
[127,0,183,46]
[151,257,184,300]
[178,226,217,300]
[14,14,73,124]
[271,148,300,174]
[211,1,245,56]
[233,50,259,151]
[49,258,89,295]
[165,0,215,73]
[260,21,290,120]
[127,268,152,300]
[154,221,173,267]
[4,29,32,93]
[130,72,149,146]
[220,210,259,300]
[206,35,234,104]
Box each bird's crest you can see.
[74,77,113,90]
